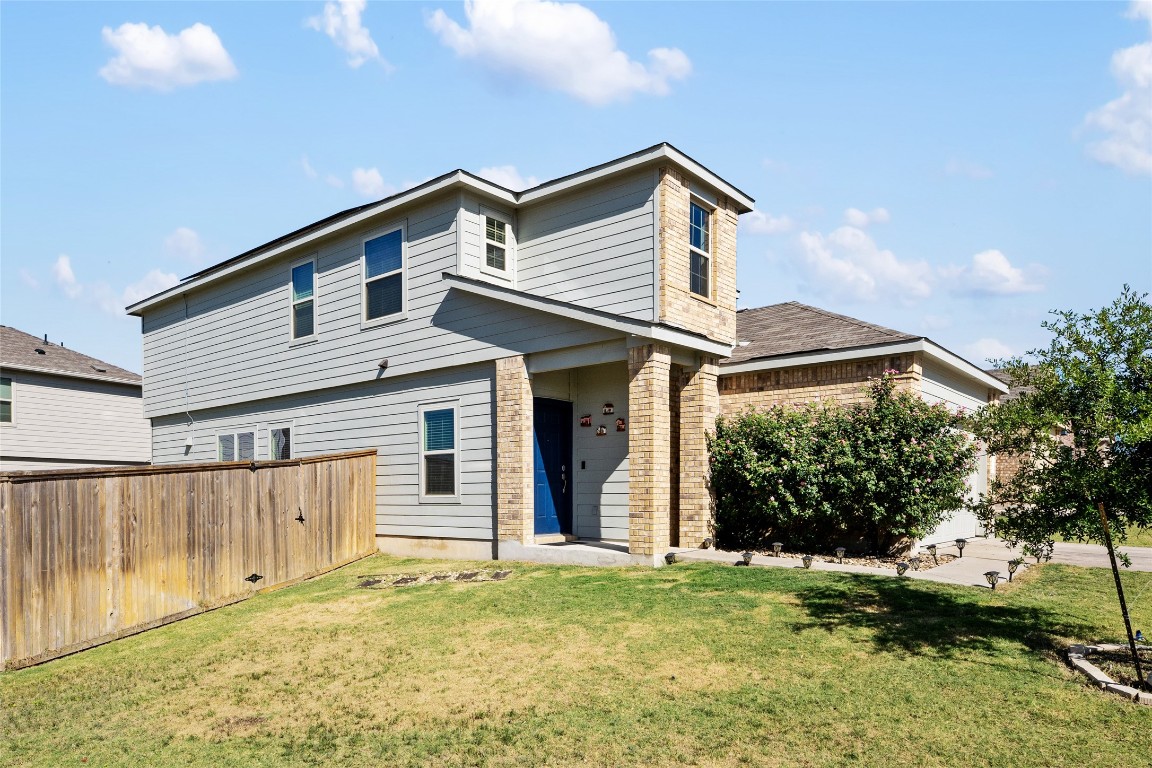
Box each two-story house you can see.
[127,144,754,565]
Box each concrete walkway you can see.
[673,537,1152,589]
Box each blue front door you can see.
[533,398,572,536]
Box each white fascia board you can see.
[719,338,1008,394]
[921,340,1009,393]
[517,145,755,213]
[0,363,141,388]
[126,173,517,316]
[443,273,733,357]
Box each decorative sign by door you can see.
[595,425,607,436]
[602,403,614,414]
[616,418,626,432]
[579,414,592,427]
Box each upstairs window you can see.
[363,228,404,322]
[485,215,507,271]
[291,261,315,339]
[218,430,255,461]
[0,377,11,423]
[419,404,458,500]
[689,201,711,298]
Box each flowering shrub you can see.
[710,372,975,553]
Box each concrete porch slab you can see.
[498,540,658,567]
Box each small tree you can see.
[968,286,1151,688]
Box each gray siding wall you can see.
[574,363,629,540]
[920,360,990,413]
[151,364,496,540]
[517,170,657,321]
[0,370,150,466]
[141,194,620,419]
[918,360,990,543]
[458,194,517,287]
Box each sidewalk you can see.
[673,537,1152,589]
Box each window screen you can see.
[271,427,291,460]
[364,230,404,320]
[0,377,11,423]
[421,406,456,497]
[291,262,315,339]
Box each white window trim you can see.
[417,400,461,504]
[288,256,318,346]
[360,221,408,330]
[268,421,295,461]
[217,428,257,462]
[688,196,713,301]
[0,376,14,427]
[479,207,515,283]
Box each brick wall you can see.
[627,343,672,556]
[658,167,738,345]
[495,356,533,543]
[719,353,922,416]
[679,355,719,547]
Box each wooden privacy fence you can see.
[0,449,378,670]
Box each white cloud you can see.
[740,210,795,235]
[920,314,952,331]
[944,249,1044,296]
[843,207,890,227]
[99,22,237,91]
[964,337,1014,364]
[325,173,346,189]
[476,165,539,190]
[163,227,207,263]
[19,269,39,289]
[795,226,933,304]
[53,255,83,298]
[427,0,691,105]
[1084,3,1152,175]
[301,155,319,180]
[52,254,178,316]
[945,158,993,180]
[352,167,393,198]
[120,269,181,308]
[307,0,389,69]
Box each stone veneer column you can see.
[628,343,672,557]
[496,356,533,544]
[679,355,719,548]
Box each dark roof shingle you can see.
[0,326,141,385]
[725,302,921,364]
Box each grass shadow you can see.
[787,571,1094,659]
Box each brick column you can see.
[496,356,533,544]
[679,355,719,548]
[628,343,672,557]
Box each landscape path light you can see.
[984,570,1001,590]
[701,537,714,550]
[742,551,754,566]
[955,538,967,557]
[926,544,938,565]
[772,542,783,557]
[1007,558,1023,582]
[665,552,678,565]
[895,561,910,577]
[801,554,814,569]
[909,556,921,571]
[835,546,846,563]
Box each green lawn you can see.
[2,556,1150,768]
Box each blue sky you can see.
[2,1,1149,373]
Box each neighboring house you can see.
[0,326,151,470]
[128,144,754,565]
[984,368,1071,490]
[717,302,1009,546]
